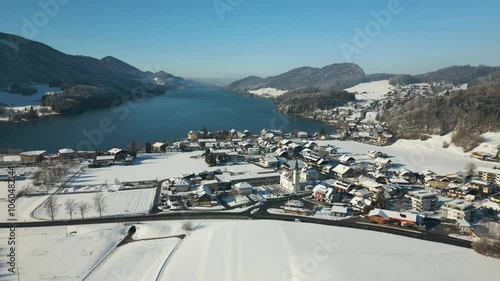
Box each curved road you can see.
[0,199,472,249]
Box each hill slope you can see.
[381,71,500,150]
[0,32,190,113]
[225,63,365,93]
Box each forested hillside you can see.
[274,87,356,114]
[381,72,500,150]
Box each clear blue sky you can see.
[1,0,499,79]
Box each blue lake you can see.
[0,88,329,152]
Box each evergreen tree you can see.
[319,126,326,136]
[145,142,152,153]
[128,141,138,156]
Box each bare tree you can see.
[44,196,59,221]
[77,202,91,219]
[64,198,77,220]
[182,221,194,235]
[465,162,477,176]
[93,192,107,218]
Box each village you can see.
[1,126,500,242]
[298,80,473,146]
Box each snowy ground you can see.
[0,224,129,281]
[248,87,288,97]
[317,133,500,174]
[32,189,156,220]
[472,132,500,154]
[68,152,266,186]
[157,220,499,281]
[0,180,50,222]
[361,111,378,124]
[4,221,499,281]
[87,238,181,281]
[344,80,393,100]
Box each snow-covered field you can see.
[5,221,499,281]
[317,133,500,174]
[87,238,181,281]
[0,180,50,222]
[344,80,393,100]
[248,87,288,97]
[157,220,499,281]
[32,189,156,220]
[68,152,266,186]
[0,224,129,281]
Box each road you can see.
[0,197,473,249]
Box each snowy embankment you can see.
[68,152,267,186]
[87,238,181,281]
[344,80,393,100]
[32,188,156,220]
[317,133,500,174]
[1,224,129,281]
[156,220,499,281]
[248,87,288,97]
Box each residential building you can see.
[468,180,496,195]
[95,155,115,166]
[333,164,355,178]
[300,166,320,183]
[440,199,475,222]
[331,205,348,217]
[350,196,372,211]
[233,182,253,195]
[368,150,383,159]
[58,148,77,159]
[445,185,469,199]
[19,150,46,162]
[368,208,422,225]
[339,155,355,165]
[477,167,500,185]
[313,184,328,201]
[108,148,128,160]
[152,142,167,152]
[406,190,438,212]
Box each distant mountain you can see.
[0,32,193,113]
[225,63,365,93]
[388,65,500,86]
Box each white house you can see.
[300,166,320,183]
[406,190,438,212]
[440,199,475,222]
[333,164,355,178]
[233,182,253,195]
[339,155,355,165]
[368,150,383,158]
[331,205,348,217]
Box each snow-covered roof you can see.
[368,208,419,223]
[313,184,328,194]
[331,205,348,214]
[58,148,75,154]
[234,182,253,190]
[108,148,123,154]
[153,142,165,147]
[20,150,46,156]
[333,164,351,175]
